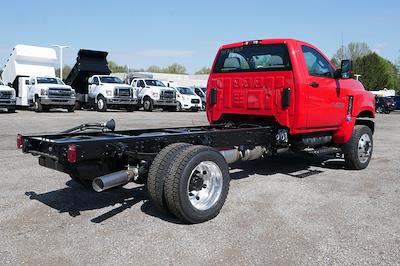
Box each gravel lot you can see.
[0,109,399,265]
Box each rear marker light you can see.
[68,144,77,163]
[17,134,23,149]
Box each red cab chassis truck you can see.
[18,39,375,223]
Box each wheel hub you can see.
[358,133,372,163]
[187,161,223,211]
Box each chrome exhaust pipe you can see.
[92,169,137,192]
[220,146,265,164]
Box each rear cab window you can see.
[213,43,292,73]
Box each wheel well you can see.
[357,110,374,118]
[355,119,375,134]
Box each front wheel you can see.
[143,98,153,112]
[164,145,230,223]
[7,107,16,113]
[343,125,373,170]
[96,96,107,112]
[34,98,43,112]
[67,105,75,112]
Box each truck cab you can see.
[131,78,178,111]
[27,76,76,112]
[88,75,137,112]
[207,39,375,145]
[0,79,16,112]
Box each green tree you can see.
[55,65,72,80]
[355,52,398,90]
[194,67,211,75]
[331,42,371,67]
[146,63,187,74]
[108,60,128,73]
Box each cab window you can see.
[302,46,334,78]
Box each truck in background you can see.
[131,78,178,111]
[2,45,75,112]
[172,86,202,111]
[65,50,138,112]
[0,79,16,112]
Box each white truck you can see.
[2,45,76,112]
[65,50,138,112]
[0,79,16,112]
[86,75,137,112]
[131,78,178,111]
[173,86,202,111]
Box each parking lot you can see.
[0,110,399,265]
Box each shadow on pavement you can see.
[25,152,344,223]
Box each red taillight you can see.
[67,144,77,163]
[17,134,23,149]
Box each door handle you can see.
[309,82,319,88]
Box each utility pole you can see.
[51,44,70,80]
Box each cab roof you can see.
[220,38,312,49]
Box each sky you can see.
[0,0,399,73]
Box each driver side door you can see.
[89,77,100,99]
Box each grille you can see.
[160,90,175,100]
[117,88,131,97]
[0,91,12,99]
[191,99,200,104]
[48,88,72,98]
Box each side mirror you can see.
[338,59,353,79]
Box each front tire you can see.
[343,125,373,170]
[96,95,107,112]
[34,97,43,112]
[7,107,15,113]
[143,97,153,112]
[67,105,75,112]
[164,145,230,223]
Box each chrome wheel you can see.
[358,133,372,163]
[97,98,104,110]
[187,161,223,211]
[144,100,151,110]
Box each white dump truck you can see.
[2,45,76,112]
[65,50,138,112]
[0,79,16,112]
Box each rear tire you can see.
[147,143,192,212]
[164,145,230,223]
[343,125,373,170]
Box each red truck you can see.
[19,39,375,223]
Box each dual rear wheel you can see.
[147,143,230,223]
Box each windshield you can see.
[100,76,123,84]
[213,44,291,73]
[145,80,165,87]
[0,80,4,85]
[177,87,195,95]
[37,77,65,85]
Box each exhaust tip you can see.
[92,178,105,192]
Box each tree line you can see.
[56,62,211,79]
[331,42,400,92]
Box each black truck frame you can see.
[20,121,276,223]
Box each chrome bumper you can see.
[106,98,138,105]
[0,99,16,107]
[40,97,76,106]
